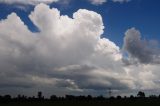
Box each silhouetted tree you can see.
[2,91,160,105]
[50,95,57,100]
[116,95,122,99]
[149,95,157,99]
[97,95,105,100]
[124,96,127,99]
[4,95,11,99]
[87,95,92,100]
[137,91,145,98]
[38,91,42,99]
[130,95,134,99]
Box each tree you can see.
[37,91,43,99]
[137,91,145,98]
[50,95,57,100]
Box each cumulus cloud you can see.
[0,3,131,96]
[1,3,160,96]
[123,27,160,64]
[0,0,60,5]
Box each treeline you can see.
[1,91,160,106]
[0,91,159,101]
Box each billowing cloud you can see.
[0,3,160,96]
[123,27,160,64]
[0,0,60,5]
[0,3,130,96]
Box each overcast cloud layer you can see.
[0,3,160,96]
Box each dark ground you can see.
[1,98,160,106]
[1,91,160,106]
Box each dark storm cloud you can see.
[50,64,129,91]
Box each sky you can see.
[0,0,160,97]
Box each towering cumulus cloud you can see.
[0,3,160,96]
[0,3,128,96]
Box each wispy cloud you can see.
[0,0,60,5]
[89,0,107,5]
[112,0,131,3]
[88,0,131,5]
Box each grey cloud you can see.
[123,27,160,64]
[50,64,129,91]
